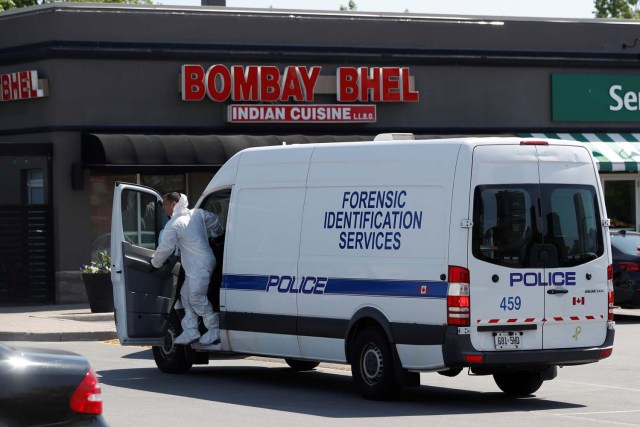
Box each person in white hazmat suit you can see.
[151,192,223,346]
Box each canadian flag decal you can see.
[572,297,585,305]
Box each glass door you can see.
[602,176,638,230]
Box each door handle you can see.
[547,289,569,294]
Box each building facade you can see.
[1,3,639,304]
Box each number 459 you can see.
[500,296,522,311]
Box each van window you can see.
[120,190,158,250]
[201,190,231,233]
[472,184,604,268]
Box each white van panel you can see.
[227,331,301,358]
[224,187,306,356]
[226,188,305,275]
[235,145,312,188]
[297,294,447,325]
[447,143,471,270]
[470,144,539,185]
[396,344,445,370]
[298,337,345,362]
[201,152,240,198]
[537,144,596,185]
[307,142,460,187]
[298,143,456,361]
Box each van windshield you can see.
[472,184,604,268]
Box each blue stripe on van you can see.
[221,274,270,291]
[222,274,448,299]
[324,278,448,299]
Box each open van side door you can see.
[110,182,181,346]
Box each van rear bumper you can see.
[442,326,615,370]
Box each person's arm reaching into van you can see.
[201,209,223,238]
[151,226,177,268]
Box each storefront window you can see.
[604,180,636,229]
[89,173,186,257]
[188,172,215,205]
[26,169,44,204]
[140,175,185,197]
[89,174,135,258]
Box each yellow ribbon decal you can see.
[572,326,582,341]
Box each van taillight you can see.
[607,264,615,322]
[70,369,102,415]
[447,266,470,327]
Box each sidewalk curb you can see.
[0,331,117,342]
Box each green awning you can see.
[518,133,640,173]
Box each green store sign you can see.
[552,74,640,122]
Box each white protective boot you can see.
[175,328,201,345]
[199,311,220,345]
[175,291,201,345]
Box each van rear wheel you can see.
[285,359,320,371]
[493,371,544,396]
[152,310,193,374]
[351,327,399,400]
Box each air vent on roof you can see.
[373,133,415,141]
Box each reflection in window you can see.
[201,190,230,234]
[89,174,136,259]
[141,175,185,201]
[121,190,158,250]
[27,169,44,204]
[473,186,536,268]
[473,184,604,268]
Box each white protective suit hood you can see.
[172,193,190,220]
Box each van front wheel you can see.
[152,310,193,374]
[493,371,544,396]
[351,327,399,400]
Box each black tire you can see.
[285,359,320,371]
[351,327,399,400]
[493,371,544,396]
[152,311,193,374]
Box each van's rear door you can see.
[537,144,609,349]
[468,144,545,352]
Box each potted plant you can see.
[81,250,114,313]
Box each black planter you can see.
[82,273,114,313]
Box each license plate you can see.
[493,331,523,350]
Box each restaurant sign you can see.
[180,65,420,123]
[1,70,48,103]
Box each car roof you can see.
[610,230,640,237]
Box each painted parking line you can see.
[553,410,640,427]
[558,380,640,393]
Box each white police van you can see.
[110,135,615,400]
